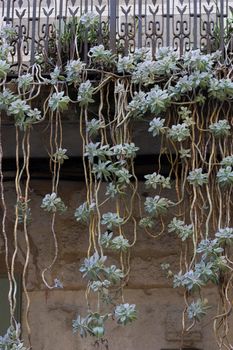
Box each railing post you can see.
[166,0,170,47]
[219,0,224,53]
[193,0,197,49]
[30,0,37,66]
[85,0,88,12]
[84,0,89,63]
[109,0,117,53]
[6,0,11,24]
[58,0,63,37]
[137,0,142,48]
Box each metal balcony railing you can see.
[1,0,233,69]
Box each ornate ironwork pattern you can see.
[1,0,232,67]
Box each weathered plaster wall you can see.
[0,180,224,350]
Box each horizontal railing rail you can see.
[1,0,233,69]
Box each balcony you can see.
[1,0,233,72]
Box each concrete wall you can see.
[0,179,223,350]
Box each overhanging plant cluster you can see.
[0,14,232,350]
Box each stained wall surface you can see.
[0,180,225,350]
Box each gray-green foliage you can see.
[208,78,233,100]
[215,227,233,245]
[89,45,116,67]
[111,236,130,251]
[90,279,111,292]
[0,89,17,110]
[0,324,27,350]
[216,166,233,187]
[16,199,31,224]
[131,48,178,84]
[168,217,193,241]
[77,80,95,106]
[101,212,123,229]
[79,252,107,280]
[53,148,69,164]
[8,99,30,118]
[187,299,210,322]
[115,303,137,325]
[73,312,108,338]
[111,143,139,159]
[173,270,205,291]
[104,265,124,283]
[92,160,113,180]
[115,168,132,185]
[209,119,231,138]
[0,59,10,78]
[100,232,113,248]
[139,217,155,229]
[196,239,223,259]
[8,99,41,130]
[178,106,192,120]
[220,155,233,167]
[128,91,148,119]
[49,92,70,111]
[132,60,158,85]
[17,73,33,90]
[74,201,95,224]
[148,117,166,137]
[187,168,208,186]
[183,49,217,72]
[168,123,190,142]
[144,172,171,189]
[172,226,232,301]
[117,56,135,74]
[78,12,99,43]
[84,143,111,163]
[179,147,191,159]
[86,118,103,136]
[144,196,171,217]
[146,86,171,114]
[105,182,119,198]
[79,252,124,284]
[66,59,85,85]
[0,25,17,42]
[41,192,67,213]
[100,232,130,252]
[73,301,136,338]
[50,67,65,84]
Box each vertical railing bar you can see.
[30,0,37,66]
[6,0,11,24]
[219,0,224,53]
[193,0,197,49]
[58,0,63,37]
[1,1,3,18]
[137,0,142,48]
[109,0,117,53]
[36,0,42,53]
[115,0,119,54]
[11,1,16,65]
[84,0,89,62]
[144,0,147,50]
[166,0,170,47]
[57,0,64,65]
[172,0,175,53]
[200,0,209,53]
